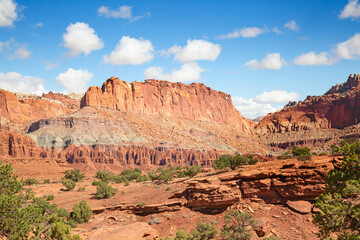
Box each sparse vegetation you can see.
[22,178,40,186]
[46,194,54,200]
[213,154,259,170]
[291,146,312,161]
[62,179,76,191]
[72,200,93,224]
[77,186,86,191]
[277,151,292,160]
[313,140,360,239]
[96,182,118,199]
[221,210,257,240]
[138,201,146,206]
[43,178,51,184]
[63,169,85,182]
[0,161,80,240]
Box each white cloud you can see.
[232,96,282,119]
[0,0,17,27]
[11,46,31,59]
[144,62,204,82]
[217,27,264,39]
[0,38,14,52]
[244,53,287,70]
[253,90,300,103]
[0,71,46,94]
[63,22,104,57]
[284,20,299,31]
[335,33,360,59]
[339,0,360,19]
[294,51,336,66]
[56,68,93,93]
[42,60,58,70]
[29,22,43,28]
[104,36,154,65]
[162,39,221,63]
[273,27,283,35]
[98,5,150,22]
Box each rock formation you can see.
[257,73,360,134]
[81,77,251,131]
[0,89,76,128]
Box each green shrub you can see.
[0,161,79,239]
[174,229,188,240]
[96,182,117,199]
[190,221,218,240]
[185,165,202,178]
[221,210,257,240]
[64,169,85,182]
[72,200,92,224]
[62,179,76,191]
[136,174,150,182]
[46,194,54,200]
[94,170,114,182]
[166,186,171,191]
[213,154,259,170]
[277,151,292,160]
[22,178,39,186]
[77,186,86,192]
[313,141,360,239]
[291,146,312,161]
[43,179,51,184]
[92,180,102,186]
[138,201,146,206]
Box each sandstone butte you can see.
[0,77,267,173]
[81,77,252,132]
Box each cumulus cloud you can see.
[339,0,360,19]
[294,51,337,66]
[233,90,299,118]
[56,68,93,93]
[244,53,287,70]
[104,36,154,65]
[161,39,221,63]
[11,46,31,59]
[0,71,46,94]
[253,90,300,103]
[144,62,204,82]
[98,5,150,22]
[0,0,17,27]
[217,27,265,39]
[232,96,282,119]
[63,22,104,57]
[284,20,299,31]
[335,33,360,59]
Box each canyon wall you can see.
[256,74,360,134]
[80,77,251,132]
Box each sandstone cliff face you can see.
[256,74,360,134]
[81,77,251,132]
[0,89,75,128]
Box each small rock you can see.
[286,200,312,214]
[248,206,254,213]
[272,215,281,218]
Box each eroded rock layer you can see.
[81,77,251,131]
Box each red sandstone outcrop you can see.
[0,130,56,159]
[0,89,74,128]
[42,91,81,109]
[81,77,251,132]
[173,157,335,210]
[256,74,360,134]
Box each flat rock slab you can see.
[88,222,158,240]
[286,200,312,214]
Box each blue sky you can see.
[0,0,360,118]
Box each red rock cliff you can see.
[80,77,251,132]
[256,73,360,133]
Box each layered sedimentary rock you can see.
[173,156,335,211]
[257,74,360,134]
[42,92,81,110]
[0,89,75,128]
[81,77,251,131]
